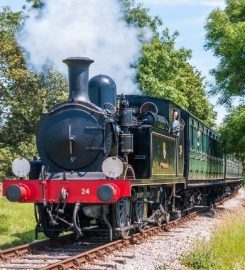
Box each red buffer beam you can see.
[2,179,131,204]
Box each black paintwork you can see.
[128,126,151,178]
[89,75,117,107]
[63,57,94,103]
[36,102,113,172]
[37,58,114,173]
[29,160,42,179]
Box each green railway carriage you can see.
[126,95,242,185]
[181,111,225,181]
[225,155,243,179]
[181,110,242,183]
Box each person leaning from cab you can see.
[172,109,180,136]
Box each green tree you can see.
[205,0,245,106]
[220,106,245,160]
[205,0,245,159]
[122,0,162,33]
[137,33,216,126]
[122,0,216,126]
[25,0,44,9]
[0,7,67,178]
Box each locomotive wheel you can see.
[135,199,145,232]
[114,197,132,238]
[36,204,60,240]
[43,225,60,240]
[42,211,61,240]
[113,164,135,238]
[134,188,146,232]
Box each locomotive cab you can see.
[126,95,185,180]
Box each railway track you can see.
[0,192,238,270]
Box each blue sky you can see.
[142,0,224,78]
[1,0,226,124]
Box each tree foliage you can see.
[0,7,67,148]
[205,0,245,159]
[122,0,162,33]
[137,34,216,126]
[122,0,216,126]
[0,7,67,178]
[219,106,245,160]
[25,0,44,9]
[205,0,245,106]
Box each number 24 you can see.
[81,188,90,195]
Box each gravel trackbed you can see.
[107,188,245,270]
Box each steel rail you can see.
[40,211,199,270]
[0,234,76,262]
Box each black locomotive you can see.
[3,57,242,240]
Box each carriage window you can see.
[191,124,194,149]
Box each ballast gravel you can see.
[106,188,245,270]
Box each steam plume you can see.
[18,0,147,93]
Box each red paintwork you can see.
[2,179,131,204]
[18,185,30,202]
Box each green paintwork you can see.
[226,155,243,178]
[188,116,224,180]
[187,116,242,181]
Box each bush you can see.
[181,245,218,270]
[0,137,38,180]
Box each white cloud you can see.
[142,0,225,8]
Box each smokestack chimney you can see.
[63,57,94,102]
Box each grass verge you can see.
[0,196,37,249]
[181,207,245,270]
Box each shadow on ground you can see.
[0,229,36,250]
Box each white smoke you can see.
[18,0,148,93]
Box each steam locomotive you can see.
[3,57,242,240]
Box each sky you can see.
[1,0,226,124]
